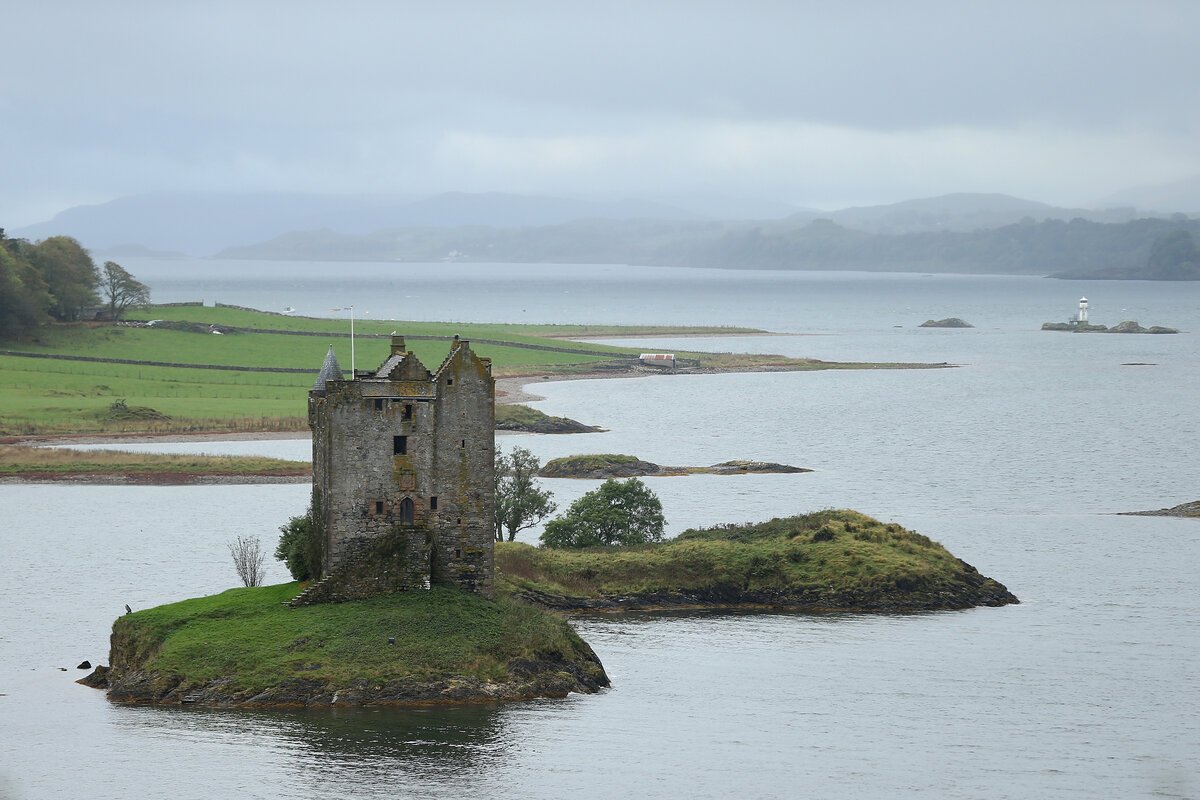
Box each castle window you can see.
[454,549,462,559]
[430,496,438,510]
[373,398,384,411]
[402,404,413,420]
[460,439,466,448]
[374,500,384,514]
[393,435,407,455]
[446,378,453,385]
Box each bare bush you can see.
[228,535,266,587]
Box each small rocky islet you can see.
[538,453,810,479]
[919,318,974,328]
[1041,320,1179,333]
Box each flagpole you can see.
[329,306,356,379]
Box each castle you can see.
[291,334,495,605]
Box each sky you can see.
[3,0,1200,226]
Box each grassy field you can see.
[0,305,942,436]
[495,509,1015,610]
[108,584,605,698]
[0,444,307,479]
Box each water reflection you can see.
[112,703,512,795]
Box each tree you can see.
[0,245,51,338]
[494,446,556,541]
[228,535,266,587]
[276,498,324,581]
[100,260,150,319]
[540,478,665,548]
[24,236,98,321]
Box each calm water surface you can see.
[1,264,1197,799]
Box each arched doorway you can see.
[399,497,414,525]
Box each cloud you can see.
[426,119,1200,207]
[3,1,1200,223]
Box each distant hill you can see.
[14,190,1194,271]
[11,191,700,256]
[218,214,1200,277]
[810,193,1142,234]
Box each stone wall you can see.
[306,336,495,600]
[288,528,431,607]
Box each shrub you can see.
[275,496,324,581]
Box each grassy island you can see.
[103,584,609,707]
[94,510,1016,708]
[496,509,1017,612]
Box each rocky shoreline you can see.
[92,647,609,709]
[508,559,1018,614]
[1120,500,1200,518]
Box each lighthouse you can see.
[1078,297,1088,324]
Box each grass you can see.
[0,306,948,436]
[539,454,646,475]
[0,444,308,478]
[124,304,767,340]
[495,509,991,602]
[113,584,593,690]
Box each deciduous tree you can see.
[228,535,266,587]
[100,260,151,320]
[495,446,556,541]
[540,478,665,548]
[25,236,97,321]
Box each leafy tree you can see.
[494,446,556,541]
[0,245,51,338]
[541,478,665,548]
[276,499,325,581]
[25,236,98,321]
[100,260,150,319]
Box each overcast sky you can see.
[3,0,1199,225]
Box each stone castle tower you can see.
[294,334,495,604]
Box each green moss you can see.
[115,584,589,689]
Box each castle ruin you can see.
[291,334,495,605]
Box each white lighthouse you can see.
[1078,297,1089,324]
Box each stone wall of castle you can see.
[306,337,494,600]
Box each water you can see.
[2,263,1198,799]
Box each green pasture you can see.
[7,323,622,370]
[125,305,763,341]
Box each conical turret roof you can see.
[312,345,343,392]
